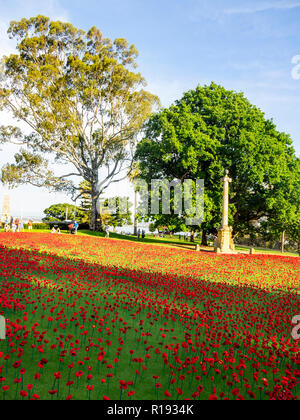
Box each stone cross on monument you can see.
[214,170,235,254]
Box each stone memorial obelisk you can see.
[1,195,10,223]
[214,170,235,254]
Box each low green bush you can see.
[24,223,49,230]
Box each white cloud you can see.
[224,1,300,15]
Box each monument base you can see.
[214,226,236,254]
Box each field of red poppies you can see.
[0,233,299,400]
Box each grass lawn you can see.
[23,228,298,257]
[235,245,298,258]
[53,229,298,257]
[79,230,298,257]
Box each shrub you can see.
[24,223,49,230]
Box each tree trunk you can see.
[133,190,138,236]
[201,229,208,246]
[281,231,286,253]
[190,231,195,242]
[90,185,103,231]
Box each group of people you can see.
[51,227,62,234]
[0,217,33,232]
[51,221,79,235]
[137,229,146,240]
[68,221,79,235]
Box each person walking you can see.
[19,220,24,232]
[105,226,110,238]
[74,221,79,235]
[137,229,141,240]
[142,230,145,240]
[4,218,9,232]
[28,220,33,232]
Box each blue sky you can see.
[0,0,300,218]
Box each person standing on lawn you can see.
[4,218,9,232]
[19,220,24,232]
[68,222,74,234]
[74,221,79,234]
[28,220,33,231]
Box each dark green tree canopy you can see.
[262,157,300,243]
[0,15,159,230]
[135,83,299,241]
[43,203,86,222]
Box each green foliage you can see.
[22,223,49,230]
[32,223,49,230]
[287,221,300,244]
[135,83,299,240]
[43,203,86,222]
[149,223,156,233]
[101,196,133,228]
[1,149,70,192]
[262,157,300,243]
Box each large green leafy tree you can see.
[135,83,299,244]
[0,16,158,230]
[262,157,300,246]
[287,221,300,246]
[43,203,86,222]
